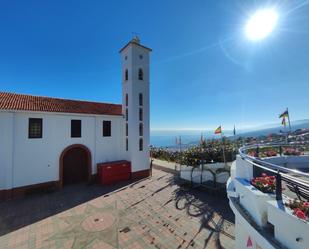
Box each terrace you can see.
[227,143,309,249]
[0,168,235,249]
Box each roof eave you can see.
[119,41,152,53]
[0,109,123,117]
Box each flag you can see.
[215,126,222,134]
[233,125,236,136]
[279,109,289,118]
[282,116,286,127]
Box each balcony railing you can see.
[239,143,309,201]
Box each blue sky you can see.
[1,0,309,130]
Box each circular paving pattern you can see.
[81,213,115,232]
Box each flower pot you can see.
[235,178,275,227]
[268,200,309,249]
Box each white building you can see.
[0,37,152,200]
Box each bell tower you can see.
[120,37,152,177]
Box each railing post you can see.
[276,170,282,200]
[279,146,282,156]
[256,146,259,158]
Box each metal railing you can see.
[239,143,309,200]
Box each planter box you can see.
[268,200,309,249]
[216,172,229,184]
[235,178,275,227]
[180,163,227,184]
[180,165,214,183]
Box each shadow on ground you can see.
[154,171,234,249]
[0,178,141,236]
[0,169,235,249]
[173,184,235,249]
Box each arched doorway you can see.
[59,144,92,188]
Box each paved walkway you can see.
[152,159,178,174]
[0,169,235,249]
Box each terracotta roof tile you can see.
[0,92,122,116]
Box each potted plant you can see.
[264,149,278,157]
[285,199,309,221]
[267,198,309,249]
[235,173,276,227]
[283,148,303,156]
[250,173,276,193]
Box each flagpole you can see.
[221,126,226,165]
[282,116,288,144]
[287,107,292,133]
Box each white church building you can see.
[0,37,151,200]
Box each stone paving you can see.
[0,169,235,249]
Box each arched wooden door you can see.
[59,144,91,187]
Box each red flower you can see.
[251,173,276,193]
[304,202,309,208]
[294,208,307,220]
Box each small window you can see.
[103,121,111,137]
[139,54,143,59]
[126,123,128,136]
[139,123,143,136]
[28,118,43,139]
[126,109,128,121]
[71,120,81,138]
[139,108,143,121]
[139,138,143,151]
[125,69,128,81]
[138,68,143,80]
[139,93,143,106]
[125,55,128,60]
[126,138,128,151]
[125,94,128,106]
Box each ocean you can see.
[150,130,234,147]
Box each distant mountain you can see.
[150,119,309,147]
[235,119,309,138]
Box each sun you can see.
[245,8,279,41]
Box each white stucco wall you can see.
[180,163,229,184]
[263,155,309,169]
[0,110,126,190]
[0,112,14,190]
[229,155,309,249]
[121,42,150,173]
[235,155,253,181]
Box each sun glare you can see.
[245,8,279,41]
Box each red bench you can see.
[97,160,131,185]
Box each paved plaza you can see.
[0,169,235,249]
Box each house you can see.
[0,37,151,200]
